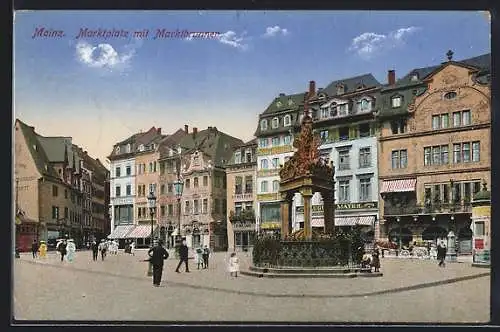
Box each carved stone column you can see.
[322,191,335,234]
[280,193,290,240]
[301,187,313,240]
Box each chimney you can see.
[184,125,189,133]
[388,70,396,85]
[309,80,316,96]
[157,128,161,135]
[193,127,198,137]
[279,93,285,97]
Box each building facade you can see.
[254,91,306,235]
[225,139,257,251]
[378,52,490,252]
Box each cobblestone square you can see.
[13,250,490,323]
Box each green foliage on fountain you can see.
[253,226,366,268]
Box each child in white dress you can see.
[228,252,240,277]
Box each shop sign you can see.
[474,239,484,250]
[257,193,279,201]
[472,206,490,218]
[296,202,378,213]
[260,221,281,229]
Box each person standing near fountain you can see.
[228,252,240,277]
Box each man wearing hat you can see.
[148,240,169,287]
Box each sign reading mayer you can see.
[296,202,378,213]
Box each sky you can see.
[13,10,491,165]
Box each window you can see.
[359,178,371,201]
[126,185,131,196]
[432,146,441,165]
[320,130,329,142]
[115,186,121,197]
[272,137,280,146]
[126,144,131,153]
[424,147,431,166]
[453,112,461,127]
[444,91,457,100]
[64,207,68,218]
[192,177,198,188]
[214,199,220,214]
[185,201,190,214]
[52,206,59,219]
[359,123,370,137]
[168,204,173,216]
[261,181,268,193]
[338,103,348,116]
[464,182,472,202]
[432,115,440,130]
[441,114,449,129]
[126,165,131,176]
[115,167,121,178]
[185,179,190,189]
[149,163,153,173]
[272,180,280,192]
[462,143,471,162]
[52,185,58,197]
[160,184,165,195]
[475,222,485,237]
[272,117,279,129]
[390,119,407,134]
[245,176,253,193]
[329,104,337,117]
[472,142,480,162]
[359,147,371,168]
[167,184,173,193]
[337,85,345,95]
[235,176,242,195]
[153,162,157,173]
[284,115,291,126]
[259,138,268,148]
[260,159,268,169]
[161,205,166,217]
[260,119,268,131]
[473,181,481,195]
[203,199,208,214]
[358,99,370,111]
[338,150,350,170]
[203,176,208,186]
[441,145,449,164]
[245,150,252,162]
[391,96,402,108]
[339,127,349,141]
[234,152,241,164]
[284,135,291,145]
[272,158,279,168]
[64,189,68,199]
[194,200,199,214]
[453,144,461,163]
[392,150,407,169]
[321,108,329,119]
[338,180,350,202]
[462,110,471,126]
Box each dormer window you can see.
[338,103,348,116]
[318,93,326,100]
[444,91,457,100]
[287,99,294,106]
[260,119,268,131]
[276,101,282,108]
[321,108,329,119]
[358,99,371,111]
[126,144,131,153]
[169,148,173,156]
[271,117,279,129]
[283,114,291,127]
[391,96,402,108]
[336,84,345,95]
[115,146,120,154]
[329,103,337,117]
[234,151,241,164]
[138,144,145,152]
[410,73,419,81]
[357,84,365,90]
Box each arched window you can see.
[272,117,279,129]
[260,181,268,193]
[283,114,291,127]
[272,180,280,192]
[126,144,131,153]
[444,91,457,100]
[260,119,268,131]
[260,159,268,169]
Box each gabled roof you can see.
[261,92,307,116]
[158,128,190,158]
[322,73,381,97]
[16,119,60,179]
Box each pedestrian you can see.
[130,241,136,256]
[38,240,47,259]
[66,239,76,263]
[148,240,170,286]
[57,239,67,262]
[91,240,99,261]
[31,240,39,259]
[437,240,447,267]
[98,239,107,261]
[202,245,210,269]
[175,240,190,273]
[195,246,204,269]
[228,252,240,277]
[371,247,381,272]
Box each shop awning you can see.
[380,179,417,193]
[335,216,375,226]
[108,225,135,239]
[126,225,158,239]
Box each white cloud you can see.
[217,30,248,50]
[262,25,289,38]
[348,26,421,60]
[75,41,137,70]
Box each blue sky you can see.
[14,10,490,163]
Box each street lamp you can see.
[147,190,157,277]
[173,178,184,245]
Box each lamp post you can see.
[173,178,184,246]
[147,190,157,276]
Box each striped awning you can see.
[335,216,375,226]
[108,225,135,239]
[126,225,158,239]
[380,179,417,193]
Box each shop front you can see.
[259,201,281,237]
[232,221,256,252]
[471,184,490,266]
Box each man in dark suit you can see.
[175,240,190,273]
[148,240,169,286]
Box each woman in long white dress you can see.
[66,239,76,262]
[228,252,240,277]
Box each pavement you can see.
[13,250,490,323]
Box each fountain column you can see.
[301,188,313,240]
[280,193,290,240]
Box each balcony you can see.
[229,209,256,222]
[232,193,254,201]
[384,202,472,216]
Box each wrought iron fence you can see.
[384,202,472,216]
